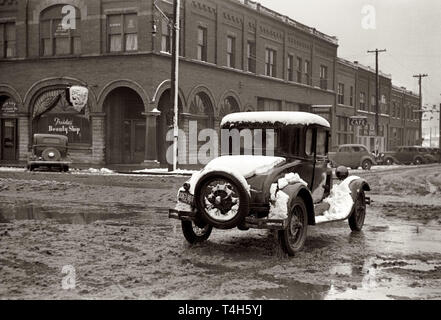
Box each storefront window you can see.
[34,92,91,145]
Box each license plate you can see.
[179,191,194,205]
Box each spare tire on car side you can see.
[194,171,250,230]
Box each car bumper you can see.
[169,208,288,230]
[27,161,71,166]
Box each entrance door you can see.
[1,119,17,161]
[123,120,146,164]
[104,87,146,164]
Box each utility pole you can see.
[170,0,181,172]
[367,49,386,152]
[413,74,428,145]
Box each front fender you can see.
[281,183,316,226]
[349,178,370,201]
[348,178,370,218]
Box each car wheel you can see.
[63,166,69,172]
[181,220,213,244]
[278,198,308,256]
[385,158,394,165]
[362,160,372,171]
[349,191,366,232]
[414,157,423,165]
[195,173,249,230]
[29,165,34,172]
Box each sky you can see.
[258,0,441,143]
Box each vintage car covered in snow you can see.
[169,112,371,256]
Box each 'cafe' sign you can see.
[350,116,368,127]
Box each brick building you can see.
[0,0,421,167]
[335,58,421,152]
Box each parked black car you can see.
[169,112,370,256]
[27,134,71,172]
[382,146,431,165]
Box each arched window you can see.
[190,92,214,129]
[33,89,91,145]
[219,96,240,119]
[40,5,81,56]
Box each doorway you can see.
[104,87,146,164]
[1,119,17,161]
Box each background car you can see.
[382,146,430,165]
[27,134,71,172]
[328,144,376,170]
[423,147,440,164]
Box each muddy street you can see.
[0,166,440,300]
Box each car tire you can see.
[181,221,213,244]
[195,172,250,230]
[414,157,423,165]
[361,160,372,171]
[278,198,308,256]
[385,158,394,165]
[349,191,366,232]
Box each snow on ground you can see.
[133,168,197,175]
[0,167,26,173]
[71,168,115,175]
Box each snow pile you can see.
[268,173,309,220]
[268,190,290,220]
[277,172,308,190]
[206,156,286,178]
[79,168,114,175]
[315,176,360,223]
[221,112,330,128]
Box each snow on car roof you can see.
[221,112,331,128]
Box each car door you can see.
[337,146,351,167]
[350,146,361,168]
[312,128,330,203]
[395,147,405,163]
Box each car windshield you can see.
[222,128,276,156]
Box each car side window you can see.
[305,128,314,156]
[352,146,361,153]
[316,130,327,156]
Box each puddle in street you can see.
[251,280,331,300]
[0,201,167,225]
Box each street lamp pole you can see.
[171,0,180,172]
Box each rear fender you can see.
[281,184,316,226]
